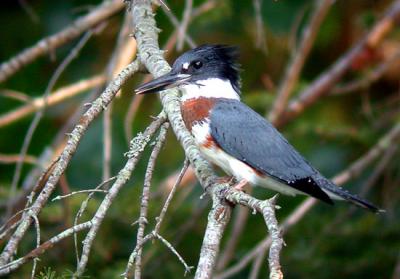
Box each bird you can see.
[135,44,381,213]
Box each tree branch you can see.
[224,190,283,279]
[275,0,400,127]
[269,0,334,122]
[0,59,140,266]
[0,0,124,83]
[74,114,167,277]
[0,221,92,276]
[0,75,106,128]
[134,122,169,279]
[131,0,217,190]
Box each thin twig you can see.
[0,0,124,83]
[153,232,194,275]
[30,215,40,279]
[177,0,193,50]
[252,0,267,52]
[1,76,105,218]
[392,251,400,279]
[133,122,170,279]
[161,0,196,49]
[0,75,105,128]
[72,176,117,265]
[18,0,40,24]
[0,207,38,242]
[0,154,37,165]
[154,159,189,232]
[52,189,109,202]
[103,105,113,181]
[125,158,188,278]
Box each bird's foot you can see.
[233,179,248,191]
[215,176,235,185]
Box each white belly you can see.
[191,121,303,196]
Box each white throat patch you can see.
[180,78,240,101]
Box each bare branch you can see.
[52,189,109,202]
[249,246,267,279]
[0,154,37,165]
[30,214,40,279]
[154,159,189,233]
[133,122,169,279]
[0,75,105,128]
[224,191,283,279]
[153,232,194,275]
[74,114,167,277]
[269,0,334,122]
[216,201,249,271]
[0,222,92,276]
[252,0,267,52]
[161,0,196,49]
[177,0,194,50]
[0,59,140,266]
[0,89,31,103]
[275,0,400,127]
[0,0,124,83]
[194,185,233,279]
[124,159,189,278]
[72,176,117,264]
[132,0,216,191]
[8,31,94,220]
[332,50,400,95]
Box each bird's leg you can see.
[233,178,248,191]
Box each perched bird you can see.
[135,44,380,213]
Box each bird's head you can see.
[135,44,241,100]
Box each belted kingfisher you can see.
[135,44,380,213]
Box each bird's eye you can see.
[192,60,203,69]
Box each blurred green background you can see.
[0,0,399,278]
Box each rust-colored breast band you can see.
[181,97,216,131]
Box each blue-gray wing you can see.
[209,99,333,203]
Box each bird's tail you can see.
[313,176,383,213]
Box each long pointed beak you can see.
[134,72,191,95]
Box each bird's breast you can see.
[181,97,217,131]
